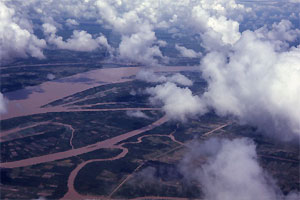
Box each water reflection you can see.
[55,76,95,84]
[5,86,45,101]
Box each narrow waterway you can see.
[0,115,168,168]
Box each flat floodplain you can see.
[1,66,197,120]
[0,67,299,199]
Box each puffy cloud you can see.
[0,1,46,63]
[190,6,241,47]
[110,1,298,141]
[240,0,300,30]
[289,0,300,3]
[2,0,250,64]
[157,40,167,47]
[175,44,202,58]
[118,25,164,65]
[126,110,150,119]
[137,70,193,86]
[3,0,299,142]
[266,20,300,42]
[207,16,241,45]
[0,0,299,198]
[199,31,300,140]
[95,1,300,142]
[146,82,207,121]
[188,1,248,49]
[0,92,8,114]
[47,73,56,80]
[128,166,159,186]
[180,138,300,200]
[66,18,79,27]
[94,0,169,65]
[92,0,249,65]
[43,23,57,34]
[119,1,300,142]
[96,34,114,54]
[95,0,144,35]
[255,20,300,50]
[42,23,112,52]
[8,0,98,21]
[136,70,167,83]
[93,0,159,64]
[167,73,193,86]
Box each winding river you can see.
[0,65,203,199]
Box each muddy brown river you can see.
[0,65,199,199]
[1,66,197,120]
[0,115,168,168]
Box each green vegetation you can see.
[75,159,139,196]
[0,125,72,162]
[42,80,155,108]
[1,110,163,162]
[74,136,181,197]
[1,111,299,199]
[1,157,79,199]
[1,69,298,199]
[1,63,104,94]
[118,121,178,144]
[114,161,202,199]
[0,148,122,199]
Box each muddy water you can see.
[0,115,168,168]
[1,66,197,120]
[1,67,140,120]
[61,122,229,200]
[0,66,199,199]
[62,146,129,200]
[63,129,181,200]
[0,122,75,155]
[0,121,51,138]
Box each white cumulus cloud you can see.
[0,2,46,64]
[137,70,193,86]
[126,110,150,119]
[0,92,8,114]
[146,82,207,121]
[66,18,79,27]
[255,20,300,50]
[175,44,202,58]
[42,23,112,52]
[199,30,300,141]
[180,138,300,200]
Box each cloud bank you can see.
[1,0,250,65]
[2,0,297,140]
[199,29,300,141]
[133,2,300,141]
